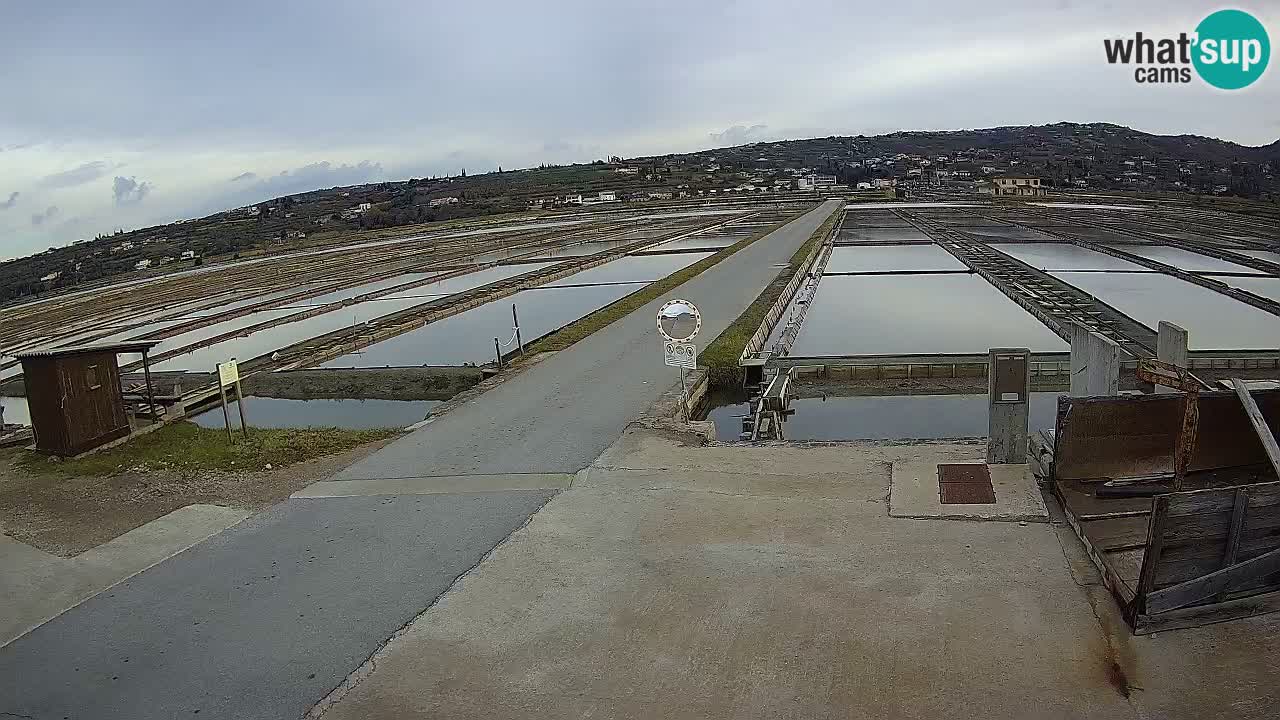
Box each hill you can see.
[3,122,1276,304]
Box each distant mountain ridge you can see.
[4,122,1275,304]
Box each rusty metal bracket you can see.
[1136,358,1210,392]
[1137,359,1204,490]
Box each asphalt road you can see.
[0,200,838,720]
[0,492,556,720]
[333,199,841,480]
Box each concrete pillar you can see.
[1155,321,1189,394]
[988,348,1030,464]
[1069,323,1091,397]
[1069,322,1120,397]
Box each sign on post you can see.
[216,359,239,388]
[665,341,697,369]
[657,299,702,422]
[214,358,249,442]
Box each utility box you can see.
[988,347,1030,464]
[16,341,160,456]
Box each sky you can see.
[2,1,1277,260]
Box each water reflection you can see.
[993,243,1148,272]
[824,245,965,273]
[791,274,1067,356]
[1052,272,1280,350]
[1104,244,1265,275]
[0,396,30,426]
[190,397,440,430]
[706,391,1062,442]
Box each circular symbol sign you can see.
[1193,9,1270,90]
[657,299,701,342]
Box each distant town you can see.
[3,121,1276,303]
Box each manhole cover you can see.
[938,464,990,485]
[938,463,996,504]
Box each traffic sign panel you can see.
[665,341,697,369]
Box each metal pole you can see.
[234,379,249,440]
[141,349,158,424]
[679,366,689,423]
[219,383,233,444]
[513,303,524,355]
[494,337,503,368]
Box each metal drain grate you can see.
[938,463,996,504]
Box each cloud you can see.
[39,160,117,189]
[31,205,59,226]
[240,160,384,199]
[708,124,772,146]
[112,176,152,205]
[229,171,257,182]
[0,191,17,209]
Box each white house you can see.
[990,176,1045,196]
[428,197,460,207]
[134,259,152,270]
[180,250,197,260]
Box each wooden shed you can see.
[16,341,160,456]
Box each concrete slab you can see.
[0,491,556,720]
[313,434,1135,719]
[890,460,1049,521]
[1,504,250,647]
[293,473,574,498]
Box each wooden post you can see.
[219,385,233,444]
[494,337,503,368]
[234,379,249,440]
[1173,389,1199,491]
[1231,378,1280,480]
[141,348,158,424]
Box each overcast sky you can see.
[2,1,1276,260]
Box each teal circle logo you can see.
[1192,9,1270,89]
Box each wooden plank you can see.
[1136,588,1280,635]
[1103,548,1146,585]
[1052,480,1137,609]
[1222,488,1248,569]
[1080,515,1150,551]
[1165,480,1280,517]
[1136,495,1170,610]
[1233,378,1280,481]
[1145,545,1280,614]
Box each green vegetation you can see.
[17,422,398,477]
[523,216,798,356]
[699,211,839,387]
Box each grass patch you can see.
[521,213,801,355]
[17,422,399,477]
[699,210,839,387]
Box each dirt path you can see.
[0,435,396,557]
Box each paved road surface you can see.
[0,200,839,720]
[0,493,557,720]
[334,199,841,480]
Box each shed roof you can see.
[15,340,162,360]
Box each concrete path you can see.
[314,429,1280,720]
[0,492,555,720]
[331,199,841,481]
